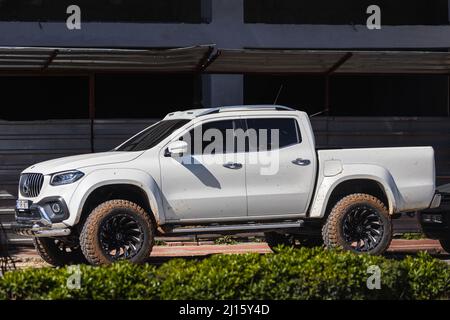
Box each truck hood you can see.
[22,151,143,175]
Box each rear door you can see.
[244,116,315,216]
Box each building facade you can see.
[1,0,450,195]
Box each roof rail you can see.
[197,105,295,117]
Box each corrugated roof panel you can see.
[206,49,450,74]
[337,51,450,74]
[1,47,450,74]
[0,45,212,72]
[207,49,346,73]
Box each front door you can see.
[159,119,247,221]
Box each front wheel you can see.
[322,193,392,255]
[80,200,154,265]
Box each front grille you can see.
[19,173,44,198]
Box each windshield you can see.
[115,119,189,151]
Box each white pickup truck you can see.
[13,105,440,265]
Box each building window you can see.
[0,0,202,23]
[244,74,449,117]
[0,76,89,120]
[244,75,326,116]
[95,74,199,119]
[244,0,449,25]
[330,75,449,116]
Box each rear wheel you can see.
[80,200,154,265]
[34,237,86,266]
[322,193,392,255]
[439,238,450,254]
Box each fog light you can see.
[51,203,62,214]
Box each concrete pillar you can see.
[202,74,243,107]
[448,0,450,24]
[201,0,212,23]
[201,0,244,108]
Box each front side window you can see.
[181,120,236,155]
[245,118,301,151]
[116,119,189,151]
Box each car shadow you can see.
[180,156,221,189]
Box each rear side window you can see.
[245,118,301,151]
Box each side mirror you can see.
[166,140,188,156]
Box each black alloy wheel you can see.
[99,213,144,260]
[342,205,384,252]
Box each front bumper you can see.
[12,223,71,237]
[13,196,71,238]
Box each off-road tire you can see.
[439,238,450,254]
[80,200,154,265]
[322,193,392,255]
[33,237,86,267]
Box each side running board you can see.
[165,220,304,236]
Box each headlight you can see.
[50,170,84,186]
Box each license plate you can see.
[16,199,30,210]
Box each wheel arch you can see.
[67,169,165,228]
[76,183,157,230]
[309,167,400,219]
[323,179,390,218]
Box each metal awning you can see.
[1,46,450,75]
[205,49,450,75]
[0,45,213,72]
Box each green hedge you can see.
[0,247,449,300]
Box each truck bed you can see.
[317,146,435,213]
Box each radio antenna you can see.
[273,84,284,105]
[310,108,330,117]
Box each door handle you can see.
[223,162,243,169]
[292,158,311,166]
